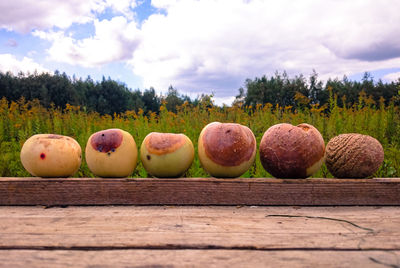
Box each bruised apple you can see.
[198,122,256,178]
[140,132,194,177]
[259,123,325,178]
[20,134,82,177]
[85,128,138,177]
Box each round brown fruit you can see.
[198,122,257,178]
[325,133,384,178]
[140,132,194,178]
[259,123,325,178]
[20,134,82,177]
[85,128,138,177]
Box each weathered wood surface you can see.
[0,206,400,267]
[1,177,400,205]
[0,206,399,250]
[0,250,399,268]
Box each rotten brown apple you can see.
[325,133,384,178]
[259,123,325,178]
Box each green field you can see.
[0,95,399,178]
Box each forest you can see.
[1,70,399,115]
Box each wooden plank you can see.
[0,177,400,205]
[0,249,399,268]
[0,206,399,250]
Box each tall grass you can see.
[0,94,399,178]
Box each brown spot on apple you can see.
[145,133,186,155]
[47,134,63,139]
[198,122,257,178]
[90,129,123,153]
[202,123,255,166]
[85,128,138,177]
[140,132,194,178]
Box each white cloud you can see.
[0,0,101,33]
[0,0,138,33]
[213,96,236,107]
[151,0,178,9]
[128,0,400,99]
[34,16,141,67]
[15,0,400,103]
[383,72,400,82]
[105,0,138,19]
[0,54,49,74]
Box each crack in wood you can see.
[132,265,174,268]
[0,246,398,251]
[369,257,400,268]
[265,214,374,232]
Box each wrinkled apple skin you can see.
[259,123,325,178]
[85,128,138,177]
[140,132,194,178]
[20,134,82,177]
[325,133,384,178]
[198,122,256,178]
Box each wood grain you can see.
[0,206,399,250]
[0,177,400,205]
[1,205,400,267]
[0,250,399,268]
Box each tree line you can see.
[0,70,399,115]
[236,71,400,109]
[0,70,201,114]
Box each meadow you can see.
[0,93,399,178]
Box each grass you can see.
[0,94,399,178]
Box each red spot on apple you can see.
[40,153,46,159]
[90,129,123,153]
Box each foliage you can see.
[241,71,400,109]
[1,70,399,117]
[0,94,399,178]
[0,71,189,115]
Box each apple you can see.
[325,133,384,178]
[20,134,82,177]
[140,132,194,177]
[198,122,256,178]
[259,123,325,178]
[85,128,138,177]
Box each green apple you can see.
[140,132,194,177]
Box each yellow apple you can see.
[198,122,256,178]
[85,128,138,177]
[140,132,194,177]
[20,134,82,177]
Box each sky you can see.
[1,0,400,105]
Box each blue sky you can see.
[1,0,400,105]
